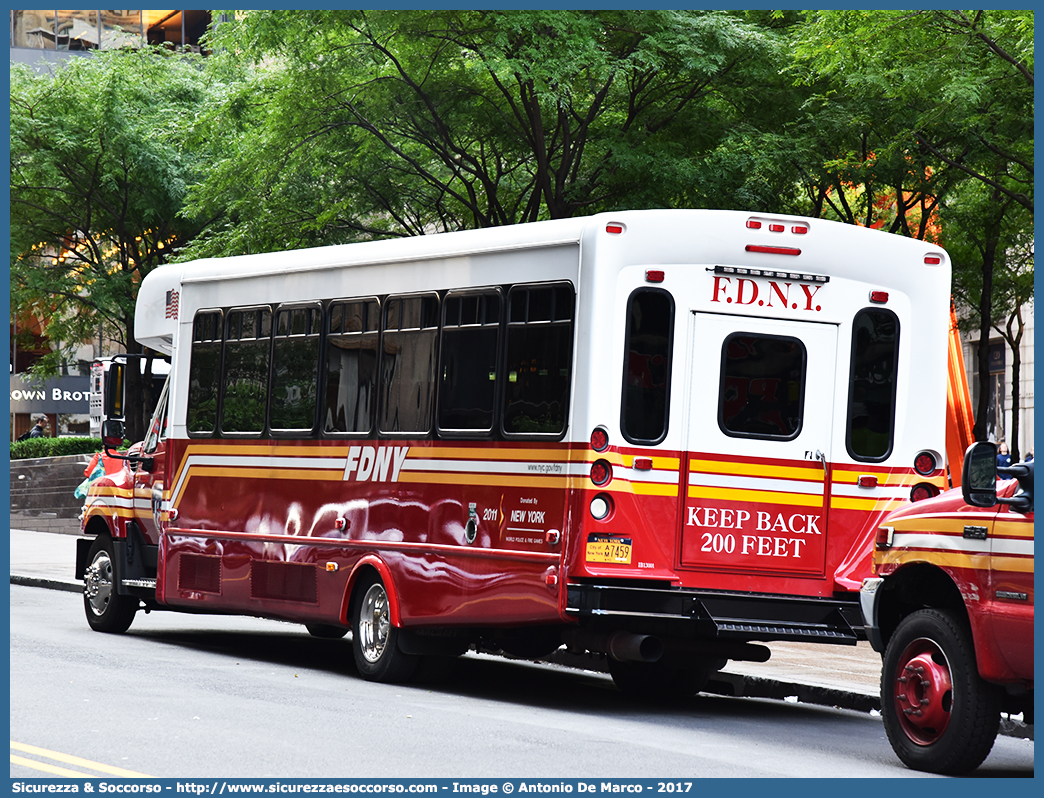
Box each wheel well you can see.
[83,515,112,540]
[877,563,968,648]
[344,563,382,625]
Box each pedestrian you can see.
[996,441,1011,468]
[27,415,49,438]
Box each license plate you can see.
[586,535,632,564]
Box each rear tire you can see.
[351,573,417,683]
[83,536,137,634]
[881,609,1001,774]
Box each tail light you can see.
[913,451,937,476]
[590,494,613,520]
[590,427,609,452]
[910,483,940,502]
[590,460,612,486]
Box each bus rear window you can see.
[847,308,900,460]
[502,283,574,437]
[621,289,673,444]
[719,334,805,440]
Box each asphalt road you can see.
[10,585,1034,779]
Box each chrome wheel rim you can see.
[358,583,390,663]
[84,550,114,617]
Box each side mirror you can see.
[962,441,1034,514]
[105,362,126,419]
[102,419,125,453]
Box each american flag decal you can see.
[165,290,179,319]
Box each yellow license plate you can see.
[586,535,632,564]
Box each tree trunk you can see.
[971,219,1001,443]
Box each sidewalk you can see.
[8,527,1029,738]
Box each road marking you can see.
[10,741,153,777]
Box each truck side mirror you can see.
[105,362,126,420]
[102,419,125,454]
[962,442,998,507]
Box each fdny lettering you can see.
[711,276,823,312]
[687,506,821,534]
[343,446,409,482]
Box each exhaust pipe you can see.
[563,629,663,662]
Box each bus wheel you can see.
[608,657,716,700]
[83,536,137,634]
[351,574,417,683]
[305,624,348,639]
[881,609,1001,774]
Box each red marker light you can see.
[645,270,665,283]
[746,220,762,229]
[924,255,942,265]
[633,457,653,471]
[792,225,808,235]
[746,245,801,256]
[857,475,878,488]
[875,526,894,550]
[870,291,889,304]
[606,223,624,235]
[768,223,785,233]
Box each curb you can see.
[10,574,1033,740]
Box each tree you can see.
[10,48,220,439]
[182,9,793,258]
[791,10,1033,441]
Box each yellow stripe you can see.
[189,466,343,482]
[689,459,821,481]
[413,446,572,462]
[876,550,992,571]
[631,482,679,497]
[994,520,1035,539]
[687,486,823,507]
[830,496,904,512]
[992,556,1034,574]
[10,754,88,777]
[11,741,152,777]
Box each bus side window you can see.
[719,334,806,440]
[323,299,380,435]
[379,294,440,434]
[220,307,272,435]
[270,304,322,434]
[847,308,900,461]
[438,290,502,435]
[502,282,575,437]
[621,288,674,444]
[187,310,223,435]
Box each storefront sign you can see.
[9,374,91,413]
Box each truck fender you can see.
[342,556,402,628]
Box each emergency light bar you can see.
[712,265,830,284]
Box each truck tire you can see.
[351,573,417,683]
[83,536,138,634]
[881,608,1001,774]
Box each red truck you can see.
[861,441,1034,774]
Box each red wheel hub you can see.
[892,637,953,745]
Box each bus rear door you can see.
[680,313,838,581]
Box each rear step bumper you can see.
[566,582,863,644]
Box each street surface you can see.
[10,585,1034,779]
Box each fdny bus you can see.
[78,209,952,694]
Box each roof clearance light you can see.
[590,427,609,452]
[746,220,762,229]
[606,223,625,235]
[924,255,942,265]
[769,223,785,233]
[646,270,665,283]
[745,244,801,256]
[792,225,808,234]
[870,290,889,304]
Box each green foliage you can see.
[183,9,797,257]
[11,437,104,460]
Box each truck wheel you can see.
[83,536,137,634]
[881,608,1001,774]
[351,574,417,683]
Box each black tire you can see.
[305,623,349,639]
[83,536,137,634]
[351,573,417,683]
[608,656,720,701]
[881,608,1001,774]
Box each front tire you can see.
[83,536,137,633]
[351,574,417,683]
[881,609,1001,774]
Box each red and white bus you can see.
[78,209,952,693]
